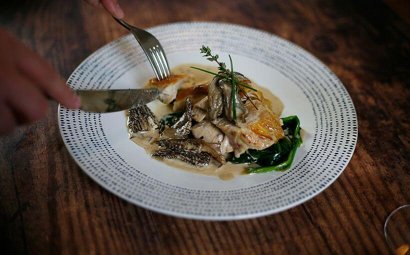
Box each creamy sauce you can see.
[129,64,284,180]
[172,64,218,89]
[158,158,247,180]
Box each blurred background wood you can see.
[0,0,409,254]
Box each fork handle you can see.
[113,16,132,31]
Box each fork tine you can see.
[147,49,162,80]
[151,48,169,80]
[152,47,169,80]
[156,46,171,77]
[152,46,169,80]
[113,17,171,80]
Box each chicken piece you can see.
[212,92,284,158]
[220,136,234,155]
[173,84,208,111]
[146,74,187,104]
[192,121,224,144]
[194,96,208,110]
[192,107,207,122]
[212,118,253,157]
[192,96,209,122]
[192,121,231,163]
[241,91,284,142]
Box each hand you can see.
[0,28,80,135]
[84,0,125,18]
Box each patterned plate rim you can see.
[58,22,358,220]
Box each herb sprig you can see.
[191,46,258,121]
[199,46,227,73]
[195,46,257,92]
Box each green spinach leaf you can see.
[230,115,302,173]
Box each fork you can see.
[113,17,171,80]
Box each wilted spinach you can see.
[230,115,302,173]
[160,112,183,126]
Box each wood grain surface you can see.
[1,0,409,254]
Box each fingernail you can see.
[115,3,124,18]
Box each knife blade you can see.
[76,88,160,113]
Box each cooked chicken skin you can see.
[147,74,187,104]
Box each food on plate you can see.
[127,46,302,179]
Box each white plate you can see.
[59,22,358,220]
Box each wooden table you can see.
[1,0,409,254]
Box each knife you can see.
[76,88,160,113]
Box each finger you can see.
[4,72,50,123]
[100,0,124,18]
[16,53,81,109]
[0,102,17,135]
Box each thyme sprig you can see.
[196,46,257,91]
[200,46,227,74]
[191,46,259,122]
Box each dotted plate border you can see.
[59,22,358,220]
